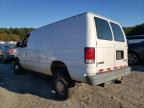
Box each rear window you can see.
[110,22,125,42]
[95,17,112,40]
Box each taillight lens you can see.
[84,47,95,64]
[7,49,15,55]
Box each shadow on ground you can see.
[0,61,143,101]
[0,62,62,101]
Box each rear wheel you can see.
[13,60,24,75]
[53,70,73,100]
[128,52,139,65]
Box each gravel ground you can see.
[0,62,144,108]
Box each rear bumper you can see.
[86,67,131,85]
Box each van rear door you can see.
[94,17,114,73]
[110,22,128,69]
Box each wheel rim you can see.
[56,79,65,95]
[128,53,138,65]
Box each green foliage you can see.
[123,23,144,36]
[0,28,34,41]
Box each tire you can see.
[53,70,71,100]
[128,52,139,65]
[13,60,24,75]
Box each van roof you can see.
[32,12,120,32]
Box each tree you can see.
[123,23,144,36]
[0,28,34,41]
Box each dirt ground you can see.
[0,62,144,108]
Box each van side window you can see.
[110,22,125,42]
[94,17,112,40]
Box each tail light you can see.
[7,49,15,55]
[84,47,95,64]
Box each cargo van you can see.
[14,12,130,99]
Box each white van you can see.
[14,12,130,99]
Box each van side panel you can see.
[26,14,88,82]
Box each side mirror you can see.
[16,42,21,47]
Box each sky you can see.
[0,0,144,28]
